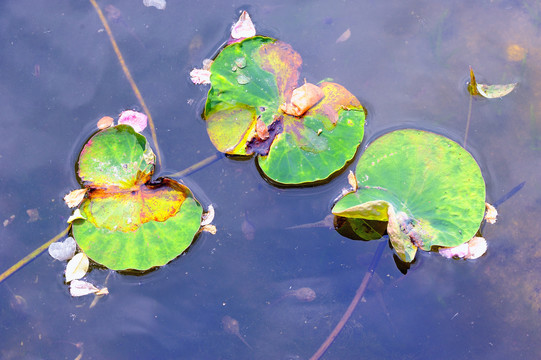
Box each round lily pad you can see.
[332,129,486,262]
[72,188,202,271]
[71,124,203,270]
[77,125,155,189]
[203,36,365,185]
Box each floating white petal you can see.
[190,68,211,85]
[65,253,89,283]
[48,237,77,261]
[143,0,166,10]
[231,11,256,39]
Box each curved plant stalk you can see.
[310,240,386,360]
[88,0,162,166]
[168,152,225,178]
[0,225,71,284]
[464,93,473,147]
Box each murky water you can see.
[1,0,540,359]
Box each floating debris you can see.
[231,11,256,40]
[48,237,77,261]
[222,315,253,349]
[118,110,148,133]
[439,237,487,260]
[190,68,211,85]
[3,214,15,227]
[143,0,166,10]
[70,280,109,297]
[65,253,89,283]
[26,209,40,223]
[97,116,114,130]
[336,28,351,43]
[280,83,324,117]
[64,188,88,208]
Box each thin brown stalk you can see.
[89,0,162,166]
[463,93,473,147]
[0,225,71,284]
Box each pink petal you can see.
[439,242,469,259]
[190,68,211,85]
[231,11,256,40]
[118,110,148,133]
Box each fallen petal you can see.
[439,242,469,259]
[97,116,114,130]
[476,82,517,99]
[231,11,256,39]
[95,287,109,296]
[118,110,148,133]
[48,237,77,261]
[336,28,351,43]
[64,189,88,208]
[201,204,215,226]
[190,68,211,85]
[202,224,217,234]
[485,202,498,224]
[439,237,487,260]
[464,237,487,260]
[70,280,99,297]
[280,83,324,117]
[67,209,86,224]
[256,119,270,140]
[26,208,40,223]
[347,170,357,191]
[143,0,166,10]
[65,252,89,283]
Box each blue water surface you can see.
[1,0,540,359]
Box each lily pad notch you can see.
[70,123,205,271]
[195,22,366,185]
[332,129,487,263]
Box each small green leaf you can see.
[332,129,486,262]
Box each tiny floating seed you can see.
[236,74,251,85]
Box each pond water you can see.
[1,0,540,359]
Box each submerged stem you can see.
[0,225,71,284]
[310,240,386,360]
[89,0,162,167]
[168,152,225,178]
[463,93,473,147]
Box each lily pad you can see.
[71,125,203,271]
[203,36,365,185]
[332,129,486,262]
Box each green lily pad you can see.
[78,125,155,189]
[71,125,203,271]
[332,129,486,262]
[203,36,365,185]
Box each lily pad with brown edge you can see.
[203,36,366,185]
[71,125,203,271]
[332,129,486,263]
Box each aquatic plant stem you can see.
[310,240,386,360]
[168,152,225,178]
[0,225,71,284]
[464,93,473,147]
[89,0,162,167]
